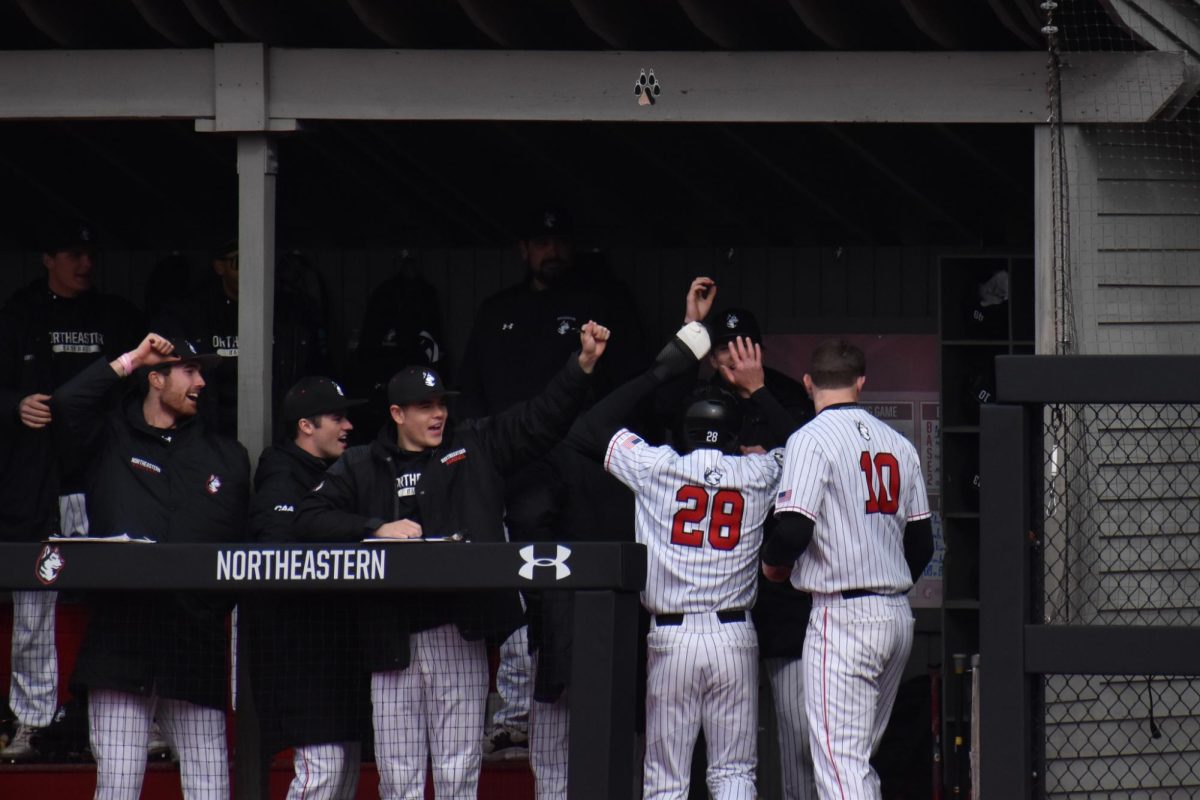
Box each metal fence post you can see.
[980,402,1034,797]
[568,589,639,800]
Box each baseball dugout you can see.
[980,356,1200,799]
[0,540,645,800]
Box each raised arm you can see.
[567,322,712,459]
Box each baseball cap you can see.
[709,308,762,346]
[282,376,366,422]
[387,366,460,406]
[39,219,97,254]
[520,207,573,240]
[159,337,223,371]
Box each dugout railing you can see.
[981,356,1200,798]
[0,540,646,800]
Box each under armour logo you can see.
[518,545,572,581]
[501,323,514,331]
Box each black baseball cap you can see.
[282,376,366,422]
[519,207,573,240]
[709,308,762,346]
[39,219,97,254]
[145,337,223,373]
[387,366,459,406]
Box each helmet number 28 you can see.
[670,485,745,550]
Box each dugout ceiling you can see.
[0,120,1034,251]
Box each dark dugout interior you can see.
[0,119,1033,376]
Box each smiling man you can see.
[50,332,249,799]
[246,376,368,800]
[296,321,609,800]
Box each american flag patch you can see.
[777,489,792,502]
[622,435,643,449]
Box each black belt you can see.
[840,589,902,600]
[655,609,747,626]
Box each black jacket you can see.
[51,358,250,708]
[295,355,594,672]
[0,279,141,541]
[456,280,638,418]
[246,441,368,751]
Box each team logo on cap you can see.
[422,371,436,388]
[556,316,577,336]
[36,545,65,585]
[725,314,739,329]
[543,212,557,229]
[334,382,345,397]
[857,422,871,441]
[207,474,222,494]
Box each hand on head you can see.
[717,336,765,398]
[130,333,180,371]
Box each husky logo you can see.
[36,545,65,585]
[857,422,871,441]
[725,314,739,329]
[423,371,436,388]
[518,545,572,581]
[704,467,724,486]
[206,474,222,494]
[543,211,557,229]
[556,316,577,336]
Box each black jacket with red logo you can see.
[50,358,250,708]
[295,355,593,672]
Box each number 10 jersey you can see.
[775,404,931,595]
[604,429,784,615]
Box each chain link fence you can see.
[1041,401,1200,797]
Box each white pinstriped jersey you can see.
[604,429,784,615]
[776,405,931,595]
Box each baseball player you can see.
[247,376,369,800]
[567,321,784,800]
[762,339,934,800]
[51,333,249,800]
[0,220,142,761]
[675,278,817,800]
[295,322,609,800]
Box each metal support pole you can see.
[979,403,1034,797]
[235,133,277,458]
[568,590,639,800]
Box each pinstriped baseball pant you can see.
[764,656,817,800]
[371,624,488,800]
[804,594,913,800]
[287,741,361,800]
[89,688,228,800]
[644,614,758,800]
[530,689,569,799]
[8,493,89,728]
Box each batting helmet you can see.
[678,385,743,454]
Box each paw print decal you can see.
[635,69,661,106]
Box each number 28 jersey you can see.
[775,405,931,595]
[604,429,784,615]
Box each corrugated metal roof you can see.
[0,0,1057,51]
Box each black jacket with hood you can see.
[50,358,249,708]
[294,354,594,672]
